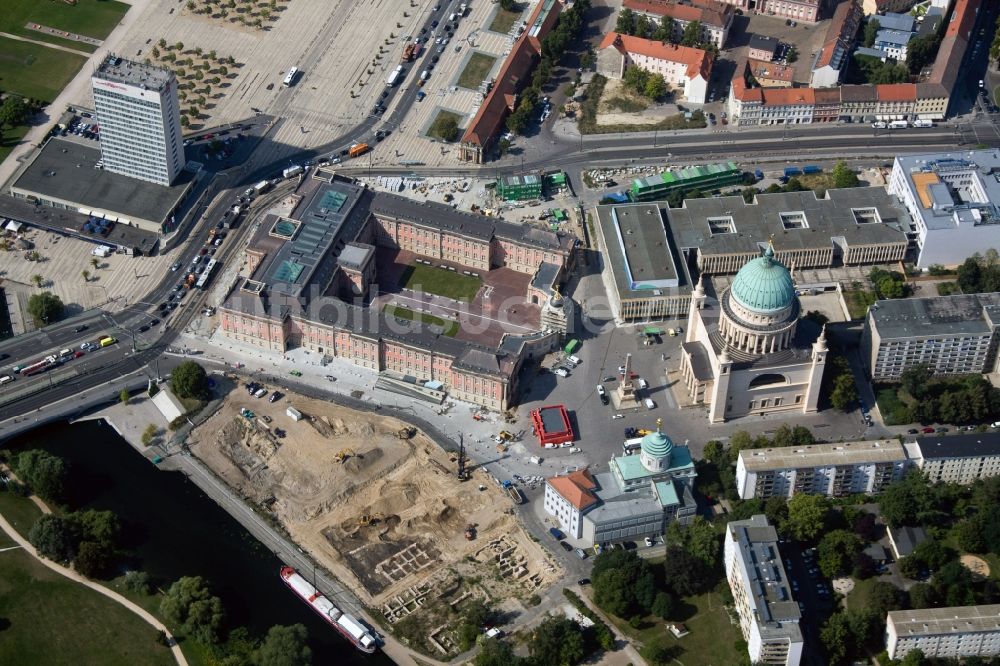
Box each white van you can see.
[420,70,430,81]
[637,378,649,390]
[0,375,14,385]
[644,398,656,409]
[566,355,581,366]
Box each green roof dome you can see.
[641,429,674,459]
[730,244,795,313]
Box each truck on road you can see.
[348,143,369,158]
[889,120,909,129]
[282,165,304,178]
[254,180,269,194]
[386,65,404,87]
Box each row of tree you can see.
[957,250,1000,294]
[886,364,1000,426]
[505,0,591,135]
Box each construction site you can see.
[188,384,561,657]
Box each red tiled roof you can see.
[747,57,794,83]
[623,0,732,27]
[548,468,598,511]
[599,32,713,80]
[813,87,841,104]
[730,59,763,102]
[815,0,862,68]
[460,1,562,148]
[945,0,979,40]
[761,87,815,106]
[876,83,917,102]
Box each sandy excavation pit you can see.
[189,386,560,615]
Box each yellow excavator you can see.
[359,513,384,527]
[335,448,356,464]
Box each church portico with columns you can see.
[679,243,828,423]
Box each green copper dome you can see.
[730,244,795,313]
[641,429,674,459]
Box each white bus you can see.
[282,67,299,87]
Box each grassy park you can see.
[0,491,43,539]
[0,38,88,102]
[426,109,464,142]
[457,52,497,90]
[398,263,482,301]
[384,304,459,337]
[489,5,523,34]
[0,0,128,49]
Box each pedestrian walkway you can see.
[0,465,189,666]
[0,31,92,57]
[26,22,103,47]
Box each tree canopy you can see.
[529,615,586,666]
[26,292,64,328]
[592,549,657,618]
[28,514,77,562]
[783,494,831,542]
[171,361,210,401]
[160,576,226,644]
[831,161,860,189]
[253,624,312,666]
[817,529,861,578]
[13,449,69,502]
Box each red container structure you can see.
[530,405,574,448]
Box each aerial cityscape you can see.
[2,0,1000,664]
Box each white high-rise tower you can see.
[91,55,184,186]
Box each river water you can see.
[7,419,392,665]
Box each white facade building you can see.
[736,440,907,499]
[905,433,1000,485]
[861,294,1000,382]
[92,55,184,186]
[543,468,597,539]
[725,515,804,665]
[887,606,1000,660]
[597,33,712,104]
[887,150,1000,268]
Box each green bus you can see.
[563,339,580,355]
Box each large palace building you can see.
[219,170,576,411]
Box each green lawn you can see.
[0,491,43,540]
[426,109,464,142]
[0,36,88,101]
[456,52,497,90]
[0,122,32,166]
[843,289,876,320]
[603,591,744,666]
[0,0,128,45]
[844,577,877,611]
[0,549,174,666]
[876,386,911,426]
[384,304,459,337]
[398,263,482,301]
[488,5,523,34]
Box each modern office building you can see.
[904,433,1000,485]
[594,203,694,323]
[544,423,698,545]
[736,440,908,499]
[860,294,1000,382]
[887,150,1000,268]
[886,606,1000,660]
[679,245,828,423]
[725,515,803,665]
[91,55,184,186]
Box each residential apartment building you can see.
[597,33,712,103]
[875,29,916,60]
[810,0,862,88]
[862,0,917,15]
[905,433,1000,485]
[91,55,184,186]
[887,150,1000,267]
[736,440,908,500]
[861,294,1000,382]
[747,34,779,61]
[748,58,794,88]
[726,515,804,665]
[623,0,734,49]
[730,0,981,126]
[887,606,1000,660]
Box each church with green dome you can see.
[543,419,698,547]
[678,243,828,423]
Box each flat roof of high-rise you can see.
[739,440,905,472]
[911,432,1000,460]
[889,605,1000,637]
[867,293,1000,339]
[94,55,174,92]
[892,150,1000,231]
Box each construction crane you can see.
[457,435,468,481]
[335,448,355,464]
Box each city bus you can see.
[282,67,299,87]
[563,339,579,355]
[195,258,219,289]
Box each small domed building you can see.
[679,243,827,423]
[543,420,697,546]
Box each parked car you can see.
[554,367,569,378]
[643,398,656,409]
[921,426,936,433]
[549,527,564,540]
[566,354,581,366]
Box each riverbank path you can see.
[0,466,189,666]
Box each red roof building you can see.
[530,404,574,447]
[457,0,563,163]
